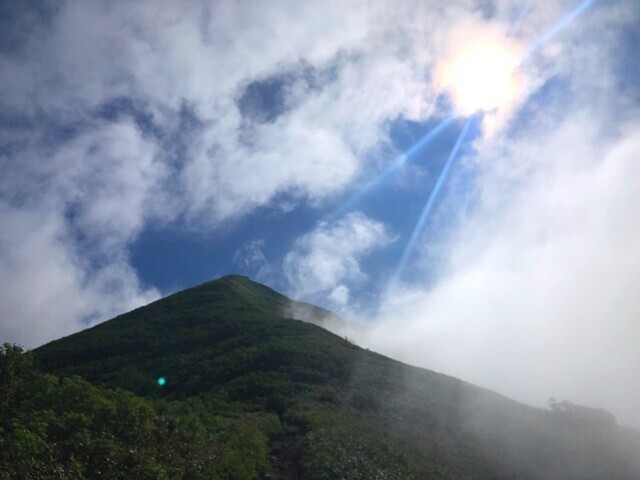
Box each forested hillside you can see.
[1,275,638,479]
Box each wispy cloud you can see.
[283,212,393,306]
[233,239,277,283]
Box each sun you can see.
[436,39,523,116]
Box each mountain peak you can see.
[206,273,254,285]
[31,277,640,479]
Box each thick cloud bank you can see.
[362,115,640,428]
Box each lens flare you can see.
[390,114,478,287]
[331,116,455,219]
[520,0,599,62]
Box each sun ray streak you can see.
[331,116,454,218]
[390,115,476,287]
[519,0,599,63]
[509,0,533,37]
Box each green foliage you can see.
[0,344,276,479]
[18,275,640,480]
[0,343,34,410]
[294,409,426,479]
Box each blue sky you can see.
[1,0,640,427]
[130,113,466,297]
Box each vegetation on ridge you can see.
[0,343,278,479]
[1,275,639,479]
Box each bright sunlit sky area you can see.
[1,0,640,427]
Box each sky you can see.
[1,0,639,427]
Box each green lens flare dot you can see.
[157,377,166,386]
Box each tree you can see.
[0,343,34,409]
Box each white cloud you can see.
[311,0,640,428]
[234,240,267,270]
[357,107,640,427]
[1,120,166,250]
[283,212,393,302]
[0,204,158,348]
[328,285,351,306]
[0,0,565,225]
[0,120,162,347]
[233,239,278,283]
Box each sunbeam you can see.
[390,114,478,287]
[509,0,534,37]
[332,115,455,218]
[374,0,600,293]
[520,0,599,63]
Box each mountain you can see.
[4,275,639,479]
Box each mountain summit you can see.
[16,276,640,478]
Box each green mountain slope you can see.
[1,343,279,479]
[24,275,640,479]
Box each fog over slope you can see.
[281,4,640,430]
[345,115,640,430]
[32,276,640,479]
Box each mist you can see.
[330,108,640,429]
[262,0,640,432]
